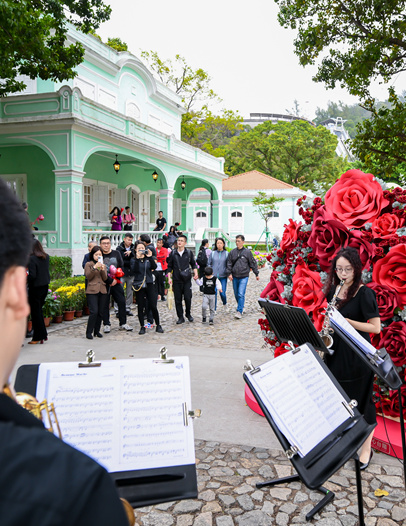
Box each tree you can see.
[140,50,243,152]
[107,38,128,52]
[0,0,111,96]
[274,0,406,176]
[221,120,345,190]
[252,192,284,250]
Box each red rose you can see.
[307,207,350,271]
[378,321,406,367]
[388,387,406,419]
[347,230,376,270]
[280,219,303,252]
[274,342,292,358]
[260,272,286,303]
[366,282,401,321]
[292,264,324,315]
[372,246,385,261]
[324,170,389,228]
[373,244,406,304]
[372,213,405,239]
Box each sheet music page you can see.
[329,308,383,364]
[36,357,195,473]
[247,345,350,457]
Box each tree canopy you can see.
[0,0,111,96]
[220,120,345,190]
[275,0,406,178]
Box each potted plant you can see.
[75,283,86,317]
[55,286,77,321]
[43,289,61,327]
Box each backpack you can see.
[196,247,208,267]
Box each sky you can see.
[97,0,401,121]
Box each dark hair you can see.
[199,238,209,250]
[158,210,163,214]
[169,225,177,233]
[0,179,32,288]
[89,245,102,259]
[214,237,225,250]
[157,238,164,243]
[236,234,245,242]
[124,232,133,239]
[140,233,151,244]
[175,222,180,227]
[135,240,147,248]
[99,236,110,243]
[324,247,363,305]
[125,206,130,211]
[110,206,121,216]
[31,239,47,259]
[178,234,187,241]
[204,266,213,276]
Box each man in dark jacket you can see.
[117,233,135,316]
[100,236,133,332]
[167,235,198,324]
[226,234,259,319]
[0,179,128,526]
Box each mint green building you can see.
[0,26,225,272]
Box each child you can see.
[196,266,222,325]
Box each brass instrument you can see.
[3,383,135,526]
[319,279,345,351]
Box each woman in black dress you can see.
[27,239,50,344]
[324,247,381,469]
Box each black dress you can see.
[325,285,379,425]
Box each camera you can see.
[139,249,147,254]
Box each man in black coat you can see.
[0,178,128,526]
[116,233,135,316]
[167,235,198,324]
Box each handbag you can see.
[132,260,147,292]
[179,268,191,282]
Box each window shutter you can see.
[92,185,108,222]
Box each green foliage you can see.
[107,37,128,52]
[221,120,345,189]
[140,50,242,154]
[49,256,72,281]
[252,192,284,225]
[0,0,111,96]
[43,290,62,317]
[49,275,85,292]
[314,101,376,139]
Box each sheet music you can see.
[36,358,195,473]
[247,345,351,457]
[329,307,383,364]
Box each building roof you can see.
[222,171,295,191]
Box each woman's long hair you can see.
[213,237,226,251]
[31,239,47,259]
[199,238,209,250]
[324,247,363,305]
[89,245,102,260]
[110,206,121,216]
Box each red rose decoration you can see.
[324,170,389,228]
[307,207,350,271]
[274,342,292,358]
[367,282,401,321]
[373,244,406,304]
[371,213,405,239]
[260,272,285,303]
[312,299,328,332]
[347,230,376,270]
[292,264,324,315]
[388,387,406,419]
[280,219,303,253]
[378,321,406,367]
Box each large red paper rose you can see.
[307,207,350,271]
[371,213,405,240]
[367,282,401,321]
[312,299,328,332]
[280,218,303,252]
[372,244,406,304]
[378,321,406,367]
[388,386,406,419]
[324,170,389,229]
[347,230,376,270]
[260,272,285,303]
[292,264,324,315]
[274,342,292,358]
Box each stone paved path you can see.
[48,269,406,525]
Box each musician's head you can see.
[325,247,363,300]
[0,178,32,384]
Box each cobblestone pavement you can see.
[48,269,406,525]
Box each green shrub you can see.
[49,256,72,281]
[49,275,85,292]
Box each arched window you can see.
[231,211,242,218]
[195,210,208,230]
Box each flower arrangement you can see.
[253,251,268,268]
[259,169,406,420]
[43,290,62,318]
[55,284,85,311]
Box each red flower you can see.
[280,219,303,252]
[307,207,350,271]
[388,387,406,419]
[260,272,286,303]
[324,170,389,228]
[347,230,376,270]
[378,321,406,367]
[372,213,405,239]
[367,282,401,321]
[292,264,324,315]
[372,246,385,261]
[372,244,406,304]
[274,342,292,358]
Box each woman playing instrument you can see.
[130,241,164,335]
[324,247,380,470]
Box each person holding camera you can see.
[130,241,164,335]
[84,245,108,339]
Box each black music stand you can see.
[253,299,376,523]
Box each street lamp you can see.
[152,171,159,183]
[181,178,186,190]
[113,154,121,174]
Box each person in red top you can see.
[155,238,169,301]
